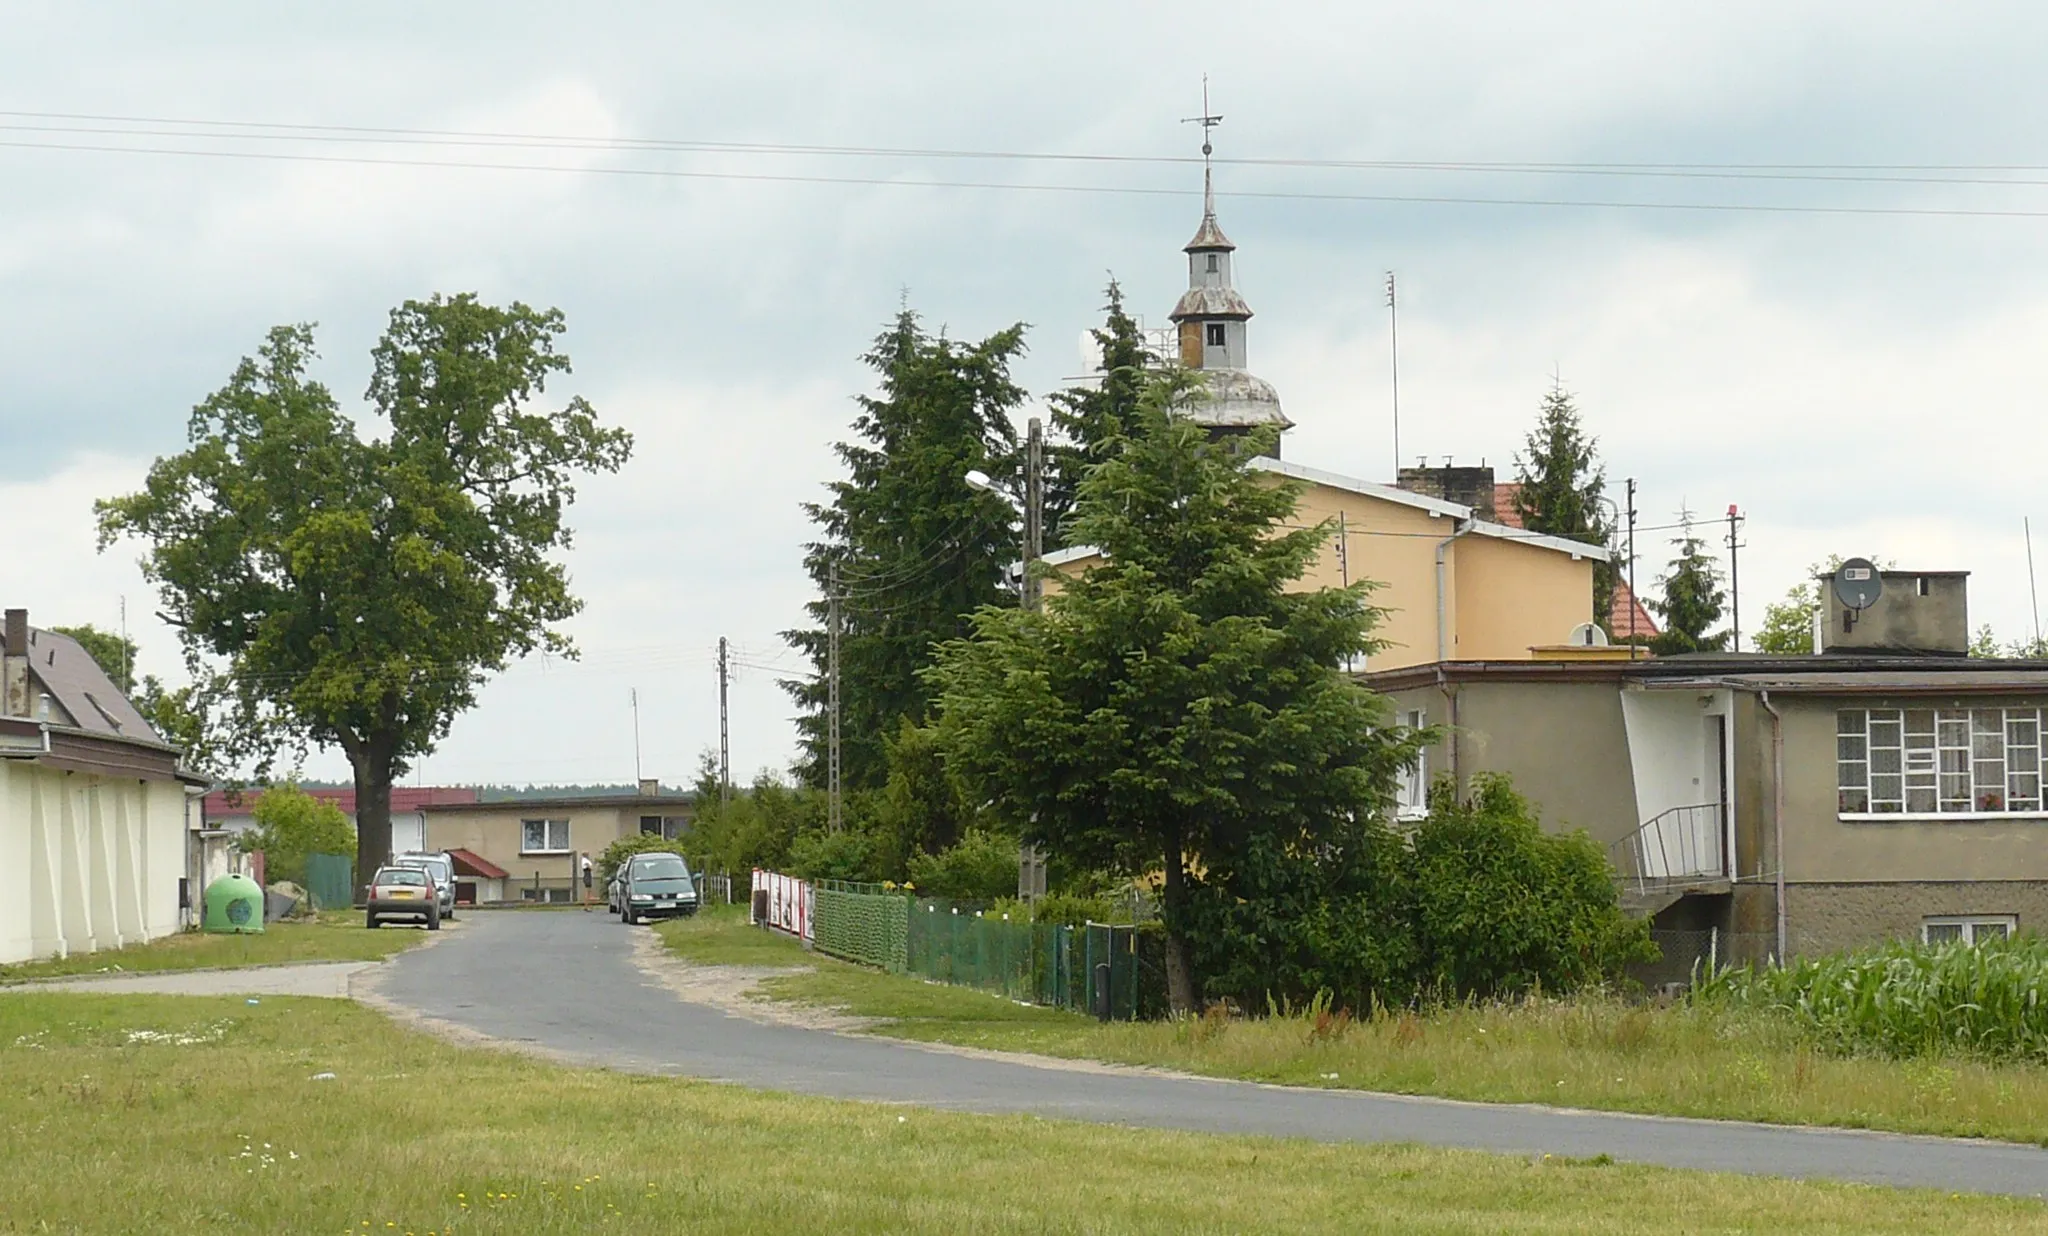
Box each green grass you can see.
[1,992,2042,1234]
[655,912,2048,1146]
[0,911,427,984]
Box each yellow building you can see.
[1044,457,1606,672]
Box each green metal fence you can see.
[804,883,1156,1018]
[811,881,909,970]
[304,853,353,911]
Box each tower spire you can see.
[1182,74,1223,223]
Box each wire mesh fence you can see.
[813,881,909,970]
[304,853,353,911]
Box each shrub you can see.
[905,828,1019,903]
[786,827,881,883]
[1700,934,2048,1063]
[240,784,354,887]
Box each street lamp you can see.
[966,418,1045,614]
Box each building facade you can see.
[422,784,693,904]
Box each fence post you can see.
[1093,962,1112,1022]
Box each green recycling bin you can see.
[202,873,266,934]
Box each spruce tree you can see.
[1512,383,1617,629]
[1648,509,1730,655]
[783,309,1027,790]
[1043,279,1150,550]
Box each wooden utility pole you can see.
[716,636,731,809]
[1023,417,1045,613]
[827,564,842,833]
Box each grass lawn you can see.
[0,911,428,984]
[655,909,2048,1147]
[0,993,2042,1234]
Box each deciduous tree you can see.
[98,297,631,896]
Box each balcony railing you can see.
[1611,802,1726,896]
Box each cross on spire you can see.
[1181,75,1223,218]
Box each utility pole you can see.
[1023,417,1045,613]
[1725,504,1745,653]
[1336,512,1352,672]
[1386,272,1400,476]
[2028,518,2042,654]
[716,636,731,809]
[630,687,642,784]
[827,564,843,833]
[118,595,129,692]
[1626,478,1639,659]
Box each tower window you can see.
[1205,323,1227,347]
[1205,254,1219,273]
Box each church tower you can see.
[1167,99,1291,454]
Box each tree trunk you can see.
[1159,830,1198,1015]
[349,746,395,906]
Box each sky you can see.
[6,2,2048,788]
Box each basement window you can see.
[1922,915,2016,945]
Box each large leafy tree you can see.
[98,296,632,894]
[1043,280,1151,550]
[1648,509,1729,655]
[926,375,1420,1013]
[51,624,138,694]
[1513,383,1617,628]
[785,309,1026,790]
[50,622,217,771]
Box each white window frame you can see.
[520,818,570,854]
[1838,706,2047,820]
[1395,708,1429,820]
[1921,915,2017,945]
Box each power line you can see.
[7,134,2048,221]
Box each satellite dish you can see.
[1833,558,1884,612]
[1568,622,1609,647]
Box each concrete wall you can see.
[0,761,190,965]
[1784,881,2048,956]
[1819,572,1968,654]
[1381,679,1638,845]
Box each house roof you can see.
[448,847,511,879]
[1042,461,1613,570]
[420,793,695,814]
[203,784,478,819]
[1491,481,1658,636]
[18,625,159,742]
[1362,651,2048,692]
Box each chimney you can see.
[638,777,660,797]
[1817,571,1970,656]
[1395,461,1497,520]
[3,608,30,718]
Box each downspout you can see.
[1434,519,1474,795]
[1759,689,1788,964]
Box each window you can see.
[1205,322,1227,347]
[1838,707,2045,817]
[1922,915,2016,945]
[1395,708,1429,819]
[639,814,663,836]
[520,818,570,853]
[1205,254,1219,273]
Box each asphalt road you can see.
[374,908,2048,1199]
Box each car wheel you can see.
[623,904,636,926]
[427,910,441,932]
[365,912,379,929]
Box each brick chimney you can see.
[638,777,660,797]
[3,608,30,718]
[1395,461,1497,520]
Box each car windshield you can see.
[633,856,690,880]
[376,869,428,886]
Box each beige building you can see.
[1046,457,1609,671]
[1,608,207,966]
[1368,587,2048,967]
[422,782,693,904]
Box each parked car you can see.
[366,866,442,930]
[617,851,699,924]
[605,868,624,916]
[393,851,457,920]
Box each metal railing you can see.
[1612,802,1726,895]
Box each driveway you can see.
[371,908,2048,1198]
[4,960,376,998]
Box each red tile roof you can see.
[448,847,510,880]
[1492,482,1659,640]
[202,784,478,819]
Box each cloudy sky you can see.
[6,2,2048,788]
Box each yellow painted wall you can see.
[1044,475,1598,670]
[426,807,640,886]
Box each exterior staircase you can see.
[1611,803,1730,919]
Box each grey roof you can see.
[1181,368,1292,430]
[1170,285,1253,322]
[1184,212,1235,253]
[22,626,160,741]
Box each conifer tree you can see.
[1648,509,1729,655]
[784,309,1027,789]
[1043,280,1150,550]
[1512,383,1617,628]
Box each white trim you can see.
[1922,915,2017,945]
[1041,544,1100,567]
[1464,518,1613,563]
[1841,812,2048,823]
[1250,458,1611,562]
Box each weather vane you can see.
[1181,74,1222,165]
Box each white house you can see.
[0,608,203,966]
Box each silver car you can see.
[393,851,457,921]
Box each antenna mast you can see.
[2029,518,2042,654]
[1386,272,1400,477]
[1181,75,1223,207]
[716,636,732,809]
